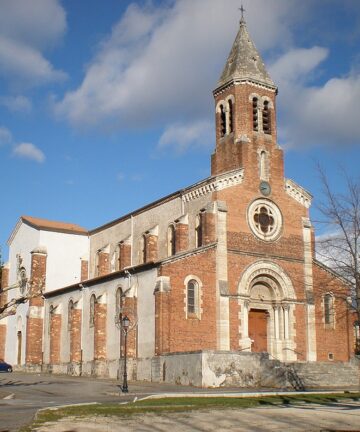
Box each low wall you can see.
[17,353,360,389]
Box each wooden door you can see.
[248,309,268,353]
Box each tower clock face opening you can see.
[259,181,271,197]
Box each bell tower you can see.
[211,13,284,187]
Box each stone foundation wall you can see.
[17,352,359,390]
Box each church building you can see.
[0,16,357,388]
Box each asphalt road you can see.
[0,372,256,431]
[0,372,359,432]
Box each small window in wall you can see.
[187,279,199,315]
[262,101,271,134]
[324,293,334,326]
[68,300,74,331]
[167,224,176,257]
[140,235,147,264]
[90,294,96,327]
[228,99,234,134]
[195,215,203,248]
[49,305,54,335]
[253,97,258,131]
[220,104,226,137]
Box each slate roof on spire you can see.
[217,17,276,89]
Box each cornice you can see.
[182,169,244,203]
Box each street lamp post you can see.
[121,315,130,393]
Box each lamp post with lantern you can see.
[121,315,130,393]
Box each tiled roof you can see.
[21,215,88,235]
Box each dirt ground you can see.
[35,402,360,432]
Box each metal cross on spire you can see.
[239,4,246,21]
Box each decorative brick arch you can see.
[238,260,296,301]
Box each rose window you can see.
[254,206,275,234]
[248,199,282,241]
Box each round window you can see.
[248,199,282,241]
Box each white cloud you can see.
[13,142,45,163]
[270,48,360,149]
[54,0,360,152]
[0,95,32,112]
[54,0,298,130]
[158,120,213,153]
[0,126,12,146]
[0,0,67,86]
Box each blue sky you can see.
[0,0,360,260]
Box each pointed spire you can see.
[217,13,276,89]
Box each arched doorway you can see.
[238,261,297,361]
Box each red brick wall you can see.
[50,313,61,364]
[157,249,217,354]
[81,260,88,281]
[119,243,131,270]
[212,84,279,177]
[175,223,189,253]
[25,252,46,365]
[70,309,82,362]
[146,234,158,262]
[97,252,110,277]
[202,213,216,245]
[313,264,353,361]
[94,303,107,360]
[123,297,137,358]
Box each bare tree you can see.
[0,269,45,321]
[316,166,360,353]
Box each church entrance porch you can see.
[237,261,298,362]
[248,309,268,353]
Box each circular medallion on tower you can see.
[259,181,271,197]
[248,199,282,241]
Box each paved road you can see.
[0,372,359,431]
[0,372,272,431]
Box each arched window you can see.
[253,97,259,131]
[167,225,176,257]
[195,215,203,248]
[220,104,226,137]
[187,279,198,315]
[228,99,234,134]
[262,100,271,134]
[68,300,74,331]
[90,294,96,327]
[140,235,147,264]
[324,294,334,326]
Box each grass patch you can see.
[20,393,360,431]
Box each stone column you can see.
[214,201,230,351]
[303,217,317,361]
[94,294,107,360]
[240,300,252,351]
[283,305,290,340]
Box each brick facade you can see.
[50,313,61,364]
[70,308,82,362]
[25,250,46,365]
[94,302,107,360]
